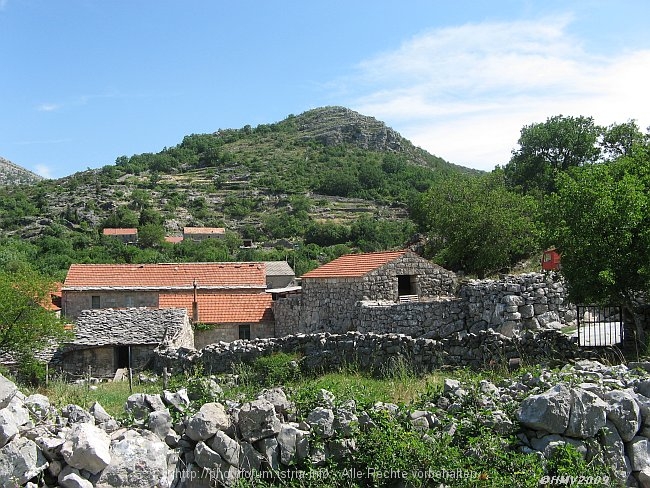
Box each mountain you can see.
[0,157,43,186]
[0,107,479,276]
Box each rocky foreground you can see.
[2,360,650,487]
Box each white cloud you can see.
[37,103,62,112]
[346,15,650,171]
[34,164,53,178]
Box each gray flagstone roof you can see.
[69,308,189,348]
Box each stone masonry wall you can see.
[62,291,159,319]
[275,272,573,340]
[275,252,458,336]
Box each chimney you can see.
[192,279,199,323]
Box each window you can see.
[397,275,416,296]
[239,324,251,340]
[544,253,552,262]
[91,295,101,309]
[125,295,134,307]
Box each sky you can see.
[2,1,650,179]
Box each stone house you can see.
[61,262,276,346]
[102,228,138,244]
[182,227,225,241]
[59,308,193,378]
[275,250,457,335]
[160,293,275,348]
[264,261,296,289]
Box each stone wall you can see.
[154,329,609,377]
[275,272,573,340]
[61,345,157,379]
[274,252,457,336]
[62,291,159,319]
[194,322,275,350]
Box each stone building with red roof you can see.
[61,262,276,348]
[275,250,457,335]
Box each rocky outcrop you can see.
[0,157,43,186]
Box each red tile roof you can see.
[183,227,225,235]
[62,263,266,289]
[300,250,408,279]
[164,236,184,244]
[102,228,138,236]
[159,293,274,323]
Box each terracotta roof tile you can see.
[63,263,266,289]
[183,227,225,235]
[159,293,274,323]
[102,228,138,235]
[300,250,408,279]
[164,236,184,244]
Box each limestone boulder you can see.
[61,422,112,475]
[185,402,232,442]
[0,409,19,448]
[599,420,632,485]
[0,374,17,410]
[277,423,309,466]
[95,430,169,488]
[238,399,280,443]
[604,389,641,442]
[565,387,607,438]
[627,436,650,472]
[208,431,240,468]
[0,437,48,487]
[306,407,335,438]
[517,384,572,433]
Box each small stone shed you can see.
[275,250,457,335]
[59,308,194,378]
[102,228,138,244]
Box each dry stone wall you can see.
[276,272,573,340]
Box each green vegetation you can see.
[0,270,71,384]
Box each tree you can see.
[137,224,166,248]
[545,145,650,336]
[0,270,70,380]
[504,115,602,193]
[413,171,540,277]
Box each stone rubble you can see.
[4,360,650,486]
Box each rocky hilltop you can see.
[0,157,43,186]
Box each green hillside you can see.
[0,107,476,278]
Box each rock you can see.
[517,384,572,433]
[124,394,150,421]
[255,437,280,470]
[162,389,190,413]
[628,436,650,472]
[209,431,240,468]
[277,423,309,465]
[0,375,17,410]
[565,388,607,438]
[24,393,51,421]
[89,402,112,423]
[238,399,281,443]
[599,420,632,485]
[306,407,335,438]
[59,465,93,488]
[148,410,172,441]
[5,397,29,427]
[185,402,232,442]
[0,437,48,486]
[63,404,95,425]
[638,469,650,488]
[0,409,19,448]
[194,441,239,486]
[238,441,262,475]
[258,388,292,416]
[604,389,641,442]
[61,423,112,475]
[95,430,169,488]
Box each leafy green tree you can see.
[101,205,139,229]
[414,171,540,277]
[545,145,650,335]
[504,115,602,193]
[0,270,70,378]
[601,120,647,160]
[137,224,166,248]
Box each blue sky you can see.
[2,1,650,178]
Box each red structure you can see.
[542,248,561,271]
